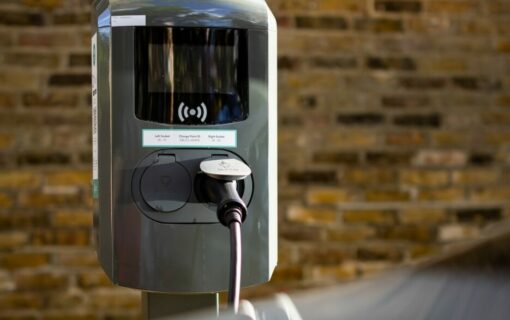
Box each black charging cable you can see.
[198,159,251,314]
[224,207,243,312]
[204,180,247,313]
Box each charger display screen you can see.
[134,27,249,125]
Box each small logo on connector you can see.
[178,102,207,123]
[219,160,230,169]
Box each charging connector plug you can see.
[199,158,252,313]
[201,178,247,226]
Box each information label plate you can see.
[143,129,237,148]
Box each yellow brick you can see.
[358,262,395,277]
[365,190,410,202]
[0,71,39,90]
[277,243,294,265]
[498,95,510,107]
[310,262,358,282]
[488,1,510,14]
[470,186,510,201]
[432,131,469,147]
[325,130,379,148]
[279,185,306,201]
[84,193,93,207]
[385,225,434,242]
[32,229,90,246]
[0,292,45,309]
[406,17,447,34]
[496,19,510,34]
[409,245,438,259]
[401,170,449,187]
[287,206,337,224]
[0,232,28,250]
[456,20,492,36]
[16,272,68,290]
[272,0,365,12]
[270,266,303,283]
[419,57,468,73]
[326,226,376,242]
[344,168,396,185]
[318,0,366,12]
[0,133,15,150]
[386,131,426,146]
[412,150,467,167]
[483,112,510,125]
[0,171,40,189]
[0,193,13,209]
[399,208,447,224]
[46,170,91,186]
[22,0,63,9]
[483,131,510,146]
[78,270,112,288]
[343,210,394,224]
[358,244,402,262]
[439,224,479,241]
[428,1,478,14]
[297,246,349,265]
[55,251,98,267]
[285,72,344,90]
[52,210,92,227]
[452,169,499,185]
[307,188,352,204]
[271,0,311,11]
[0,93,15,108]
[0,272,14,292]
[278,32,359,53]
[47,291,86,309]
[37,311,98,320]
[19,192,82,208]
[418,188,465,201]
[0,253,48,269]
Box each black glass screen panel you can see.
[135,28,248,125]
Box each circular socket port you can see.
[140,156,191,212]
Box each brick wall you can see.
[0,0,509,318]
[0,1,140,319]
[271,0,510,294]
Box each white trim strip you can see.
[267,5,278,273]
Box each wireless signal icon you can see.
[178,102,208,123]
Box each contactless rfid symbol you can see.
[178,102,208,123]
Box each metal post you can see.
[142,292,219,319]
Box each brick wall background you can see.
[0,0,509,319]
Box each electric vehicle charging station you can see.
[91,0,277,317]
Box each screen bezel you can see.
[134,27,249,126]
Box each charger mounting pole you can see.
[142,292,219,319]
